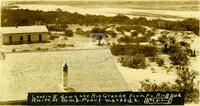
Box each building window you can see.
[28,35,31,43]
[39,34,42,42]
[9,36,12,44]
[20,36,24,43]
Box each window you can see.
[28,35,31,43]
[39,34,42,42]
[9,36,12,44]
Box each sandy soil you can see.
[0,49,129,101]
[115,28,200,92]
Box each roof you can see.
[0,25,48,35]
[0,49,130,101]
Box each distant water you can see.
[11,4,200,20]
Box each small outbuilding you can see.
[0,25,49,45]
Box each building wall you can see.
[2,32,49,45]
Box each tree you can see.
[91,27,107,45]
[64,29,73,37]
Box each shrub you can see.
[116,25,133,32]
[149,56,157,62]
[21,49,30,52]
[12,49,16,52]
[158,35,167,44]
[76,28,83,33]
[57,44,66,48]
[149,56,164,66]
[118,54,146,69]
[49,35,59,40]
[178,41,190,48]
[181,18,199,35]
[76,28,90,37]
[144,30,155,38]
[132,37,149,43]
[175,66,199,103]
[118,36,133,43]
[162,44,181,54]
[107,30,117,38]
[156,57,164,66]
[110,44,158,57]
[140,66,199,103]
[169,50,189,65]
[131,31,139,37]
[66,44,74,47]
[0,52,6,60]
[64,29,74,37]
[116,25,146,34]
[132,25,146,34]
[118,36,149,43]
[140,81,180,92]
[36,47,41,51]
[63,36,68,40]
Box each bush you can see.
[118,36,149,43]
[49,35,59,40]
[162,44,181,54]
[36,47,48,51]
[178,41,190,47]
[110,44,158,57]
[149,56,157,62]
[107,30,117,38]
[0,52,6,60]
[158,35,167,44]
[156,57,164,66]
[169,50,189,65]
[175,66,199,103]
[57,44,66,48]
[36,47,42,51]
[76,28,90,37]
[140,66,199,103]
[21,49,30,52]
[169,36,176,44]
[116,25,146,34]
[64,29,74,37]
[131,31,139,37]
[118,54,146,69]
[140,81,180,92]
[12,49,16,52]
[132,25,146,34]
[118,36,133,43]
[149,56,164,66]
[144,30,155,38]
[132,37,149,43]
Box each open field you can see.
[0,49,129,101]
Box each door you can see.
[9,36,12,44]
[39,34,42,42]
[28,35,31,43]
[20,36,24,43]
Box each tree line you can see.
[1,8,199,35]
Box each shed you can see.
[0,25,49,45]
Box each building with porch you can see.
[0,25,49,45]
